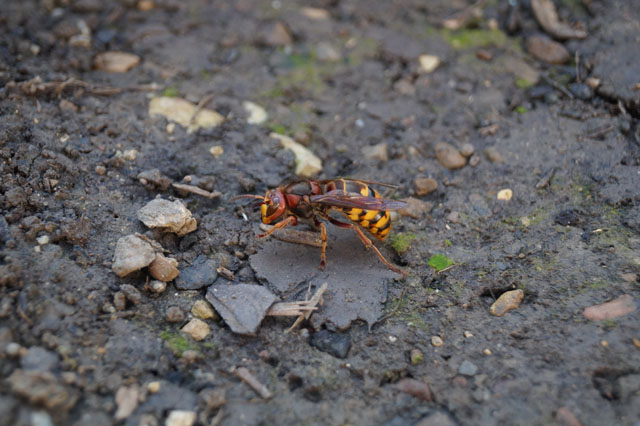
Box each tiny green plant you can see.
[389,233,416,254]
[429,254,454,272]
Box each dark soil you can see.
[1,0,639,425]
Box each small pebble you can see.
[483,147,504,163]
[361,143,388,162]
[120,284,142,305]
[271,132,322,177]
[94,51,141,73]
[555,407,582,426]
[111,234,156,277]
[520,217,531,227]
[191,300,218,320]
[458,360,478,376]
[137,198,197,236]
[483,348,492,355]
[148,280,166,293]
[165,410,196,426]
[585,77,600,89]
[525,35,570,64]
[447,211,460,224]
[147,381,161,393]
[435,142,466,170]
[414,177,438,196]
[309,330,351,359]
[243,101,268,125]
[6,342,23,357]
[398,197,433,219]
[181,319,211,341]
[459,143,474,157]
[463,331,473,338]
[620,273,637,283]
[497,189,513,201]
[148,253,179,282]
[469,155,480,167]
[490,289,524,317]
[410,349,424,365]
[114,385,139,420]
[583,294,636,321]
[431,336,443,347]
[165,306,185,323]
[393,378,432,401]
[418,54,440,73]
[569,83,592,100]
[209,146,224,158]
[113,291,126,311]
[632,338,640,349]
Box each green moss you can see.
[267,123,288,135]
[442,28,507,49]
[428,254,454,272]
[515,77,534,89]
[162,86,179,98]
[444,239,452,247]
[514,105,528,114]
[389,232,416,254]
[160,329,198,356]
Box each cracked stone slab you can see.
[249,225,396,330]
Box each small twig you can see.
[586,125,614,140]
[6,77,161,98]
[541,74,574,99]
[172,182,222,199]
[374,288,407,326]
[535,167,557,189]
[232,367,272,399]
[259,224,323,247]
[267,301,318,316]
[436,263,457,274]
[190,92,216,125]
[134,233,166,253]
[285,282,328,333]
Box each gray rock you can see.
[21,346,59,372]
[175,255,218,290]
[206,284,276,335]
[137,198,197,236]
[458,360,478,376]
[309,330,351,359]
[112,235,156,277]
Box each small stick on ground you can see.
[267,301,318,316]
[259,224,323,247]
[134,233,166,253]
[286,282,328,333]
[190,92,216,125]
[172,182,221,199]
[535,167,557,189]
[232,367,272,399]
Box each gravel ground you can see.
[1,0,639,425]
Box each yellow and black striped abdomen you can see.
[345,207,392,240]
[334,181,391,240]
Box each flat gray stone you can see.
[206,284,277,336]
[249,225,396,330]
